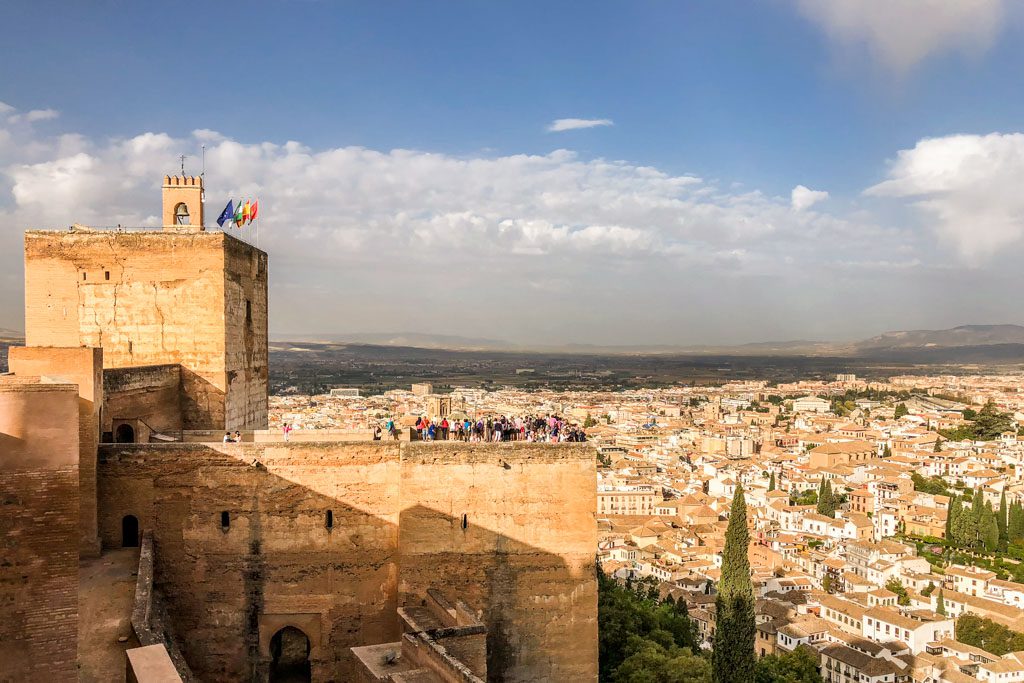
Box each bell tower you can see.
[162,175,204,230]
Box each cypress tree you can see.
[713,485,756,683]
[768,471,776,492]
[998,490,1009,552]
[946,495,959,541]
[1010,501,1024,544]
[936,590,946,616]
[983,502,999,553]
[972,489,986,549]
[817,479,835,517]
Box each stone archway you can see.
[115,423,135,443]
[269,626,311,682]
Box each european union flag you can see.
[217,200,234,228]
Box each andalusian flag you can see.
[242,199,251,224]
[250,199,259,222]
[234,200,244,227]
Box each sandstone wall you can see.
[0,380,80,680]
[398,443,597,682]
[223,237,268,430]
[23,231,268,431]
[104,364,184,435]
[99,442,403,680]
[7,346,102,556]
[97,441,597,682]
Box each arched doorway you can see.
[115,423,135,443]
[121,515,139,548]
[269,626,311,682]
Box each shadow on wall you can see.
[96,442,597,683]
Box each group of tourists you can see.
[377,414,587,443]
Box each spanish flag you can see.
[242,199,251,224]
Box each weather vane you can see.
[179,153,188,176]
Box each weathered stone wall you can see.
[398,443,597,682]
[99,442,403,681]
[23,230,268,431]
[104,364,184,435]
[8,345,103,555]
[0,380,80,680]
[223,237,268,430]
[97,441,597,682]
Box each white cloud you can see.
[7,108,59,124]
[0,102,14,115]
[866,132,1024,263]
[1,116,994,344]
[794,0,1006,72]
[791,185,829,211]
[546,118,613,133]
[24,108,58,122]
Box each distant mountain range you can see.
[274,324,1024,360]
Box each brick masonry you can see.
[0,381,80,681]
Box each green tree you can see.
[822,574,834,594]
[882,444,893,458]
[754,646,823,683]
[790,489,818,507]
[936,590,946,616]
[982,502,1000,553]
[713,485,756,683]
[946,495,959,541]
[998,490,1009,553]
[972,489,986,549]
[584,414,598,428]
[912,472,952,497]
[885,578,911,606]
[817,479,836,518]
[956,614,1024,656]
[952,504,976,548]
[612,639,711,683]
[598,566,703,680]
[768,471,776,492]
[973,402,1015,440]
[894,403,909,419]
[1010,501,1024,544]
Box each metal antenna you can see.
[201,145,206,179]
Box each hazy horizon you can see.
[3,2,1024,346]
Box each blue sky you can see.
[2,1,1024,345]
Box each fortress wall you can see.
[223,237,269,430]
[397,442,598,682]
[0,381,80,679]
[97,441,598,682]
[7,346,102,555]
[98,442,403,681]
[24,231,229,429]
[103,364,183,435]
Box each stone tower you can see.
[23,176,268,430]
[162,175,204,229]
